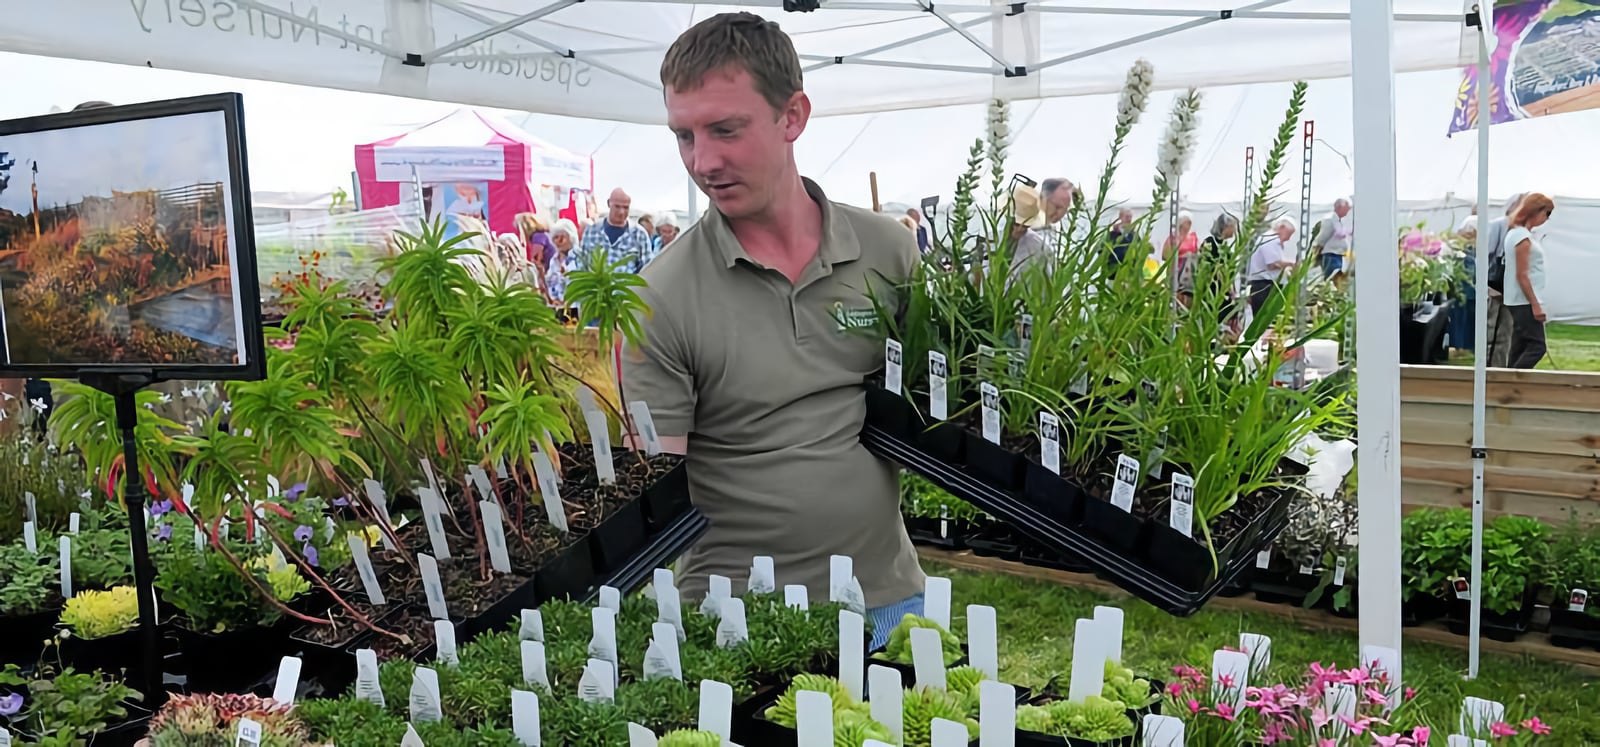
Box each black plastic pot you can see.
[1251,570,1321,607]
[173,619,294,693]
[56,626,148,679]
[904,516,975,550]
[1022,460,1084,528]
[1447,597,1533,642]
[1019,542,1093,574]
[964,430,1024,493]
[736,685,979,747]
[916,419,967,464]
[591,499,648,575]
[865,384,916,438]
[455,574,539,643]
[641,462,692,535]
[1548,609,1600,650]
[1080,498,1147,558]
[537,533,599,602]
[865,642,971,688]
[1401,595,1448,627]
[0,608,58,666]
[966,524,1022,561]
[289,604,405,694]
[1015,692,1139,747]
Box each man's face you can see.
[1335,201,1351,218]
[608,194,631,225]
[658,224,679,245]
[667,66,808,221]
[1044,187,1073,225]
[1118,209,1134,225]
[907,208,922,223]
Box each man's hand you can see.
[1532,302,1547,323]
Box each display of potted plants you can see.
[1544,516,1600,649]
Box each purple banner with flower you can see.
[1448,0,1600,135]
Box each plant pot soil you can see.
[1548,609,1600,650]
[916,417,968,464]
[1142,484,1284,593]
[585,488,649,575]
[1401,595,1448,628]
[1079,491,1148,559]
[537,533,598,603]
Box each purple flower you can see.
[293,525,314,543]
[284,483,308,502]
[332,495,350,508]
[148,499,173,518]
[156,524,173,543]
[302,543,320,568]
[0,692,23,717]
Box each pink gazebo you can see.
[354,108,592,237]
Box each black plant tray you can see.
[289,604,406,694]
[588,507,709,598]
[641,459,693,535]
[1549,609,1600,650]
[1446,599,1533,642]
[172,618,296,694]
[1019,541,1094,574]
[0,608,59,667]
[591,499,649,575]
[904,516,976,550]
[736,683,980,747]
[536,533,600,603]
[966,523,1022,561]
[863,425,1281,616]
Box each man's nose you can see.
[690,141,725,177]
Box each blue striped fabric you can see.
[867,593,926,651]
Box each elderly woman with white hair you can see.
[544,218,582,303]
[1247,216,1299,314]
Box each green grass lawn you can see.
[936,562,1599,745]
[1447,322,1600,372]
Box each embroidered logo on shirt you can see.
[832,302,879,331]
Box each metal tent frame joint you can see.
[1472,447,1488,460]
[403,53,425,67]
[1220,9,1234,20]
[1004,65,1028,78]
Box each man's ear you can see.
[783,92,812,143]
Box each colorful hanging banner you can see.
[1448,0,1600,135]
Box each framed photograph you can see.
[0,93,264,382]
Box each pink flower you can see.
[1187,699,1202,715]
[1413,725,1431,745]
[1261,723,1289,744]
[1311,707,1332,728]
[1166,681,1183,697]
[1343,667,1372,686]
[1521,718,1551,735]
[1212,703,1237,722]
[1374,735,1405,747]
[1489,721,1517,738]
[1338,714,1371,736]
[1319,740,1338,747]
[1364,686,1391,707]
[1222,645,1241,653]
[1218,673,1236,690]
[1404,687,1417,702]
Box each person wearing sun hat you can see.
[1007,180,1053,281]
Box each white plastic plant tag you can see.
[701,575,732,618]
[0,727,11,747]
[1111,454,1140,512]
[355,649,385,707]
[1361,645,1402,708]
[1039,412,1062,475]
[418,488,451,560]
[628,401,663,456]
[1569,588,1589,612]
[1300,562,1316,577]
[599,585,622,615]
[980,382,1002,444]
[910,627,948,690]
[885,339,904,395]
[928,351,950,420]
[715,597,748,648]
[272,656,302,704]
[1451,576,1471,600]
[59,536,72,599]
[1141,715,1185,747]
[1326,683,1356,737]
[400,724,425,747]
[466,466,493,505]
[496,456,509,479]
[585,410,617,486]
[795,690,833,747]
[409,667,443,723]
[521,609,544,642]
[627,724,658,747]
[1333,556,1348,586]
[863,742,894,747]
[1238,633,1272,679]
[579,658,617,703]
[841,576,866,617]
[839,610,865,701]
[785,584,809,610]
[698,680,734,740]
[521,641,549,689]
[647,622,683,681]
[532,452,569,533]
[267,475,281,497]
[346,534,386,606]
[656,581,686,642]
[829,555,853,602]
[236,717,263,747]
[22,522,35,555]
[1460,697,1505,736]
[1067,618,1106,703]
[195,523,206,552]
[1256,546,1272,569]
[749,556,776,594]
[589,607,619,677]
[511,689,541,746]
[23,492,36,527]
[924,576,953,630]
[967,604,999,680]
[480,502,512,574]
[1071,372,1089,396]
[931,719,969,747]
[1211,649,1250,707]
[68,512,80,535]
[420,554,449,621]
[1093,606,1124,666]
[419,458,442,498]
[1019,312,1035,359]
[1168,473,1194,537]
[978,680,1017,747]
[435,621,459,668]
[1447,737,1489,747]
[1145,431,1168,481]
[869,665,904,742]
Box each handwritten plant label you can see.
[355,649,385,707]
[59,536,72,599]
[1039,412,1062,474]
[1169,473,1195,538]
[418,488,451,560]
[715,597,748,648]
[400,724,425,747]
[533,452,569,533]
[435,620,459,668]
[522,641,549,689]
[480,502,512,574]
[409,667,443,723]
[928,351,949,420]
[628,401,662,456]
[1111,454,1140,512]
[646,621,683,681]
[748,556,776,594]
[420,554,449,621]
[885,339,904,395]
[584,410,617,486]
[579,658,617,703]
[980,382,1001,444]
[347,534,386,606]
[521,609,544,642]
[588,607,619,678]
[701,575,732,618]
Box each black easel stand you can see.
[81,370,163,704]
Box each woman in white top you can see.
[1246,217,1299,314]
[1503,192,1555,369]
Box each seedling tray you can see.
[904,516,976,550]
[641,459,693,534]
[863,425,1281,616]
[1548,609,1600,650]
[589,507,709,598]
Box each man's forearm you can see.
[624,432,689,455]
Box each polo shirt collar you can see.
[707,177,861,270]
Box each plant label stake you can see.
[924,576,953,630]
[599,585,622,614]
[932,718,968,747]
[645,621,683,681]
[748,556,776,594]
[1256,546,1272,569]
[1447,737,1489,747]
[272,656,302,704]
[1146,428,1168,481]
[235,717,262,747]
[22,521,35,555]
[701,574,732,618]
[1067,618,1106,703]
[267,475,281,497]
[1324,683,1356,738]
[715,597,748,648]
[978,679,1017,747]
[1018,313,1034,369]
[520,609,544,642]
[1362,645,1402,709]
[698,679,734,740]
[400,724,425,747]
[1211,649,1250,708]
[968,604,999,680]
[1333,556,1348,586]
[480,502,512,574]
[0,726,10,747]
[1092,606,1124,666]
[796,689,833,747]
[1039,412,1061,475]
[829,555,866,615]
[980,382,1002,444]
[519,640,550,689]
[589,607,620,685]
[579,658,616,704]
[409,666,443,723]
[24,492,36,526]
[1169,473,1195,538]
[885,339,904,394]
[496,456,509,479]
[533,452,569,533]
[511,689,541,746]
[195,523,205,552]
[1460,697,1506,737]
[355,649,385,707]
[654,570,686,642]
[435,620,459,668]
[59,535,72,599]
[628,401,663,456]
[467,466,499,507]
[1071,370,1089,396]
[628,724,658,747]
[420,554,449,621]
[1569,588,1588,613]
[910,627,948,690]
[1141,715,1185,747]
[839,610,865,701]
[785,584,809,610]
[1238,634,1271,680]
[1111,454,1140,512]
[584,410,617,486]
[346,534,387,606]
[419,458,443,499]
[869,665,904,742]
[928,351,950,420]
[68,512,79,535]
[418,488,451,560]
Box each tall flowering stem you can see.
[1089,59,1155,226]
[1150,87,1203,218]
[986,98,1011,203]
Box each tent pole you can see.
[1467,1,1495,682]
[1350,0,1404,661]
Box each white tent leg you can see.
[1468,2,1495,681]
[1350,0,1404,659]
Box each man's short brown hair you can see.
[660,12,804,112]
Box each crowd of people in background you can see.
[498,186,681,305]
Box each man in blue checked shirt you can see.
[580,187,658,273]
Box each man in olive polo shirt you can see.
[623,12,925,646]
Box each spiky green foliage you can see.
[880,614,962,667]
[565,247,651,353]
[902,686,979,747]
[1016,704,1056,734]
[946,665,989,697]
[657,730,722,747]
[380,219,478,333]
[766,674,856,728]
[1103,660,1158,709]
[835,708,894,747]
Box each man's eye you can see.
[713,127,737,138]
[675,131,693,144]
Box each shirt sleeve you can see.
[620,286,696,436]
